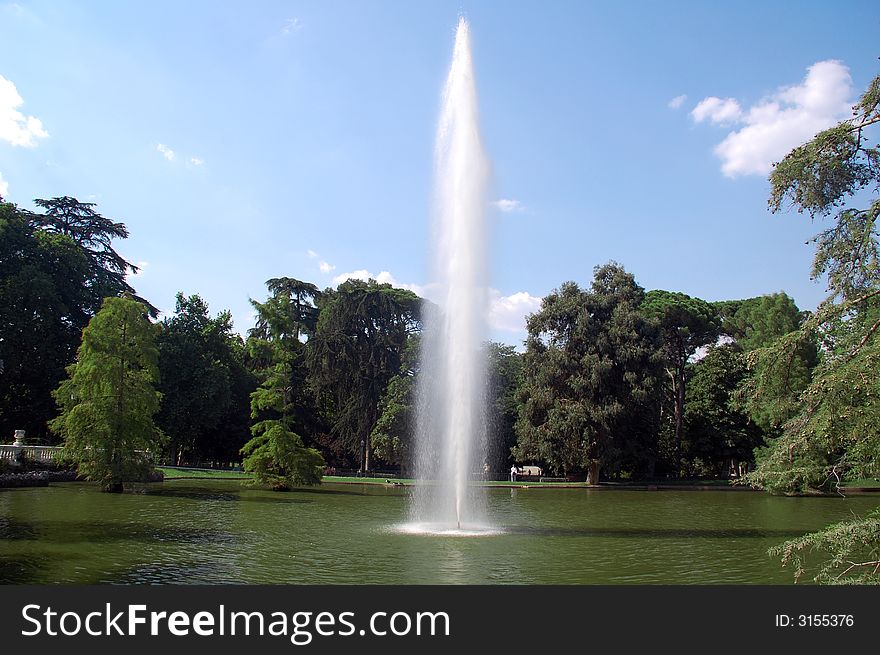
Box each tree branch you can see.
[850,316,880,358]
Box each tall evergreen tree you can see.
[29,197,157,316]
[308,279,421,473]
[242,279,325,489]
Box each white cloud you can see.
[306,249,318,258]
[690,335,735,363]
[667,94,687,110]
[282,18,302,35]
[692,60,853,177]
[156,143,176,161]
[488,289,543,333]
[492,198,525,213]
[189,156,204,166]
[319,260,335,274]
[691,97,742,125]
[331,268,426,296]
[0,171,8,197]
[375,271,399,286]
[0,74,49,147]
[126,261,149,280]
[332,269,372,286]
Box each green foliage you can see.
[769,124,878,219]
[49,297,164,491]
[246,277,322,439]
[29,197,157,315]
[243,279,325,488]
[0,197,147,442]
[241,420,324,489]
[643,291,718,348]
[726,293,818,432]
[737,333,817,434]
[747,70,880,583]
[745,316,880,494]
[769,76,880,304]
[156,293,256,465]
[308,279,421,471]
[643,290,719,473]
[745,71,880,497]
[683,344,762,476]
[770,508,880,584]
[370,369,414,467]
[0,203,90,440]
[370,336,419,467]
[486,341,524,478]
[719,292,809,350]
[515,263,661,483]
[250,277,321,344]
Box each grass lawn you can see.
[156,468,589,487]
[157,467,251,480]
[156,467,791,489]
[842,477,880,489]
[321,476,587,487]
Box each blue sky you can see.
[1,1,878,345]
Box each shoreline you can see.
[4,468,877,495]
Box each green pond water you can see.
[1,480,876,584]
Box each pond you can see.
[1,480,875,584]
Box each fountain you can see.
[405,18,497,536]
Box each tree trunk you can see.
[586,459,600,486]
[673,358,685,476]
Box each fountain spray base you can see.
[394,522,504,537]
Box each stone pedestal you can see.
[13,430,24,447]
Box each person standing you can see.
[510,465,518,482]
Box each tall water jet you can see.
[409,18,492,535]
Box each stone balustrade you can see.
[0,444,62,462]
[2,430,61,463]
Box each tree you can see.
[718,292,808,350]
[485,341,523,479]
[156,293,256,465]
[28,197,157,316]
[683,344,763,476]
[250,277,321,343]
[241,422,325,489]
[0,197,148,442]
[49,297,163,492]
[246,278,323,437]
[742,70,880,583]
[642,290,719,474]
[515,263,661,484]
[0,201,90,440]
[243,279,325,489]
[308,279,421,473]
[370,335,419,470]
[723,293,818,432]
